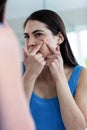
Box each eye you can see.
[24,35,29,40]
[34,33,43,38]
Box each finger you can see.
[47,54,59,59]
[23,47,29,59]
[46,59,54,64]
[56,45,61,55]
[39,57,45,63]
[46,57,54,66]
[30,42,43,55]
[44,41,58,54]
[36,53,44,59]
[46,62,51,67]
[42,60,46,66]
[46,59,56,67]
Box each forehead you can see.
[24,20,48,33]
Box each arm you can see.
[0,27,35,130]
[46,43,87,130]
[74,68,87,128]
[55,69,87,130]
[23,44,46,102]
[23,69,36,103]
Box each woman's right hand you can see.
[23,43,46,80]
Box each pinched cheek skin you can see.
[39,44,51,58]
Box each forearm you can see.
[56,75,86,130]
[23,71,36,103]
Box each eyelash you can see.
[24,35,29,39]
[34,33,43,38]
[24,33,43,40]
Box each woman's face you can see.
[24,20,58,58]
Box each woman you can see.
[23,9,87,130]
[0,0,35,130]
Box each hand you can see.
[23,43,46,80]
[45,42,64,82]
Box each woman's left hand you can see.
[46,42,64,82]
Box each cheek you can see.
[25,41,28,49]
[39,38,57,58]
[46,37,57,48]
[39,44,51,58]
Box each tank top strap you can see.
[68,65,83,96]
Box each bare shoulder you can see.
[0,26,19,51]
[0,26,20,58]
[78,67,87,89]
[75,66,87,97]
[0,26,21,72]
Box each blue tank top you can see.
[30,65,83,130]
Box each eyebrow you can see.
[32,30,44,34]
[24,33,28,36]
[24,30,44,35]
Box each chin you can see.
[42,51,51,59]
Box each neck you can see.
[35,66,54,86]
[34,66,57,98]
[35,65,71,88]
[35,64,72,85]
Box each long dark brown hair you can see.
[24,9,78,67]
[0,0,7,22]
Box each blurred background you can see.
[6,0,87,67]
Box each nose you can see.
[26,38,36,47]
